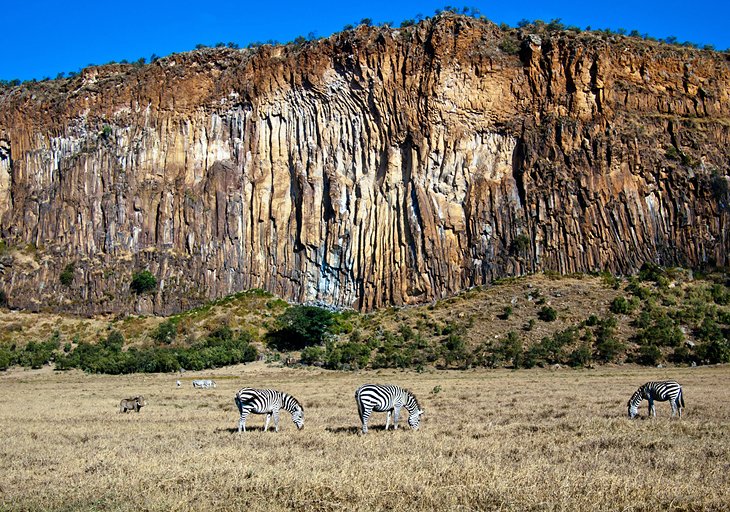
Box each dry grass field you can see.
[1,364,729,511]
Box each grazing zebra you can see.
[234,388,304,432]
[627,380,685,419]
[355,384,424,434]
[192,379,216,389]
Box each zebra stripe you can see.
[234,388,304,432]
[627,380,685,418]
[355,384,424,434]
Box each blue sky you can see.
[3,1,729,81]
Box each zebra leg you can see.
[385,410,391,430]
[649,399,656,417]
[392,405,401,430]
[273,409,281,432]
[239,410,250,433]
[360,407,371,434]
[264,413,271,432]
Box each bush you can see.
[594,316,625,362]
[499,306,513,320]
[300,346,325,365]
[60,263,75,287]
[153,319,178,344]
[267,305,334,351]
[499,331,523,368]
[102,330,124,352]
[696,339,730,364]
[635,344,662,366]
[610,296,636,315]
[326,341,371,370]
[568,342,593,367]
[130,270,157,294]
[634,313,684,347]
[0,289,7,308]
[538,306,557,322]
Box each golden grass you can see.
[1,364,729,511]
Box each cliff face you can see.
[1,15,729,315]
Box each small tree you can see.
[130,270,157,294]
[153,319,178,344]
[538,306,558,322]
[60,263,75,287]
[267,305,334,351]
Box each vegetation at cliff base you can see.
[1,266,729,374]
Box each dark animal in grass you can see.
[119,396,146,413]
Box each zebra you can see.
[234,388,304,432]
[627,380,685,419]
[192,379,216,389]
[355,384,424,434]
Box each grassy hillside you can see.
[1,266,729,372]
[0,364,728,510]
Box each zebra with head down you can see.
[234,388,304,432]
[355,384,424,434]
[627,380,685,419]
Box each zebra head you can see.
[627,390,642,419]
[408,409,424,430]
[627,403,639,419]
[291,406,305,430]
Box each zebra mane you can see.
[283,392,304,412]
[404,388,421,412]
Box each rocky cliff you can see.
[1,14,729,315]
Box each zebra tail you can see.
[355,389,364,421]
[680,388,685,408]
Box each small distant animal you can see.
[192,379,216,389]
[119,396,146,413]
[355,384,424,434]
[176,380,181,387]
[627,380,685,418]
[234,388,304,432]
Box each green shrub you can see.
[153,319,178,344]
[669,345,692,364]
[638,262,668,286]
[696,339,730,364]
[441,333,467,367]
[300,346,325,365]
[695,317,724,343]
[568,342,593,367]
[60,263,75,287]
[635,344,662,365]
[610,296,636,315]
[326,340,371,370]
[102,330,124,352]
[600,271,621,289]
[267,305,334,351]
[634,313,684,347]
[499,306,513,320]
[538,306,557,322]
[130,270,157,294]
[499,331,523,368]
[594,316,625,362]
[710,284,730,305]
[499,37,521,55]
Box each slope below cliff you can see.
[1,14,729,314]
